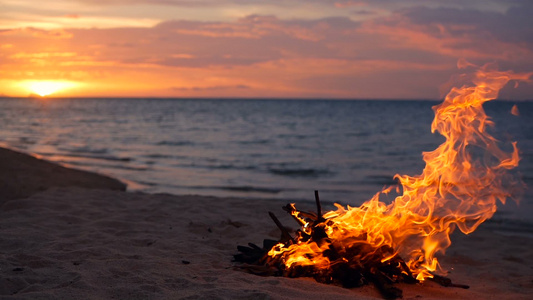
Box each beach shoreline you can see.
[1,147,532,299]
[0,146,126,204]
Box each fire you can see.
[267,65,530,282]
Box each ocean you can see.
[1,98,532,222]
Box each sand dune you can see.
[0,148,531,299]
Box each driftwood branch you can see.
[429,274,469,289]
[269,211,295,244]
[314,190,323,221]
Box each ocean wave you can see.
[59,145,109,155]
[0,98,530,219]
[142,153,188,160]
[268,168,332,178]
[104,164,148,171]
[237,139,271,145]
[134,180,158,187]
[174,162,257,171]
[59,153,132,162]
[156,140,195,146]
[277,134,314,140]
[212,164,257,170]
[361,175,399,186]
[58,160,148,171]
[18,137,37,145]
[218,186,281,194]
[148,183,283,195]
[346,131,370,137]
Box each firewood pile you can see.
[233,191,468,299]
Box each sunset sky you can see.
[1,0,532,99]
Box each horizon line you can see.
[0,95,532,102]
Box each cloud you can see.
[2,2,532,98]
[0,27,73,39]
[10,52,77,59]
[334,1,367,8]
[398,3,533,48]
[127,16,357,68]
[65,0,331,6]
[351,9,377,16]
[166,15,344,41]
[171,84,250,91]
[354,3,533,65]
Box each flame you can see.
[268,64,530,281]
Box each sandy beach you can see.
[1,148,532,299]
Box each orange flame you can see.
[268,64,530,281]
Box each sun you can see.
[27,81,76,97]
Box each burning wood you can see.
[233,65,530,299]
[234,191,466,299]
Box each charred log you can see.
[429,273,470,289]
[268,211,295,244]
[234,191,467,299]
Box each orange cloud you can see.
[1,5,532,99]
[10,52,78,59]
[1,27,73,39]
[172,84,250,92]
[334,1,367,8]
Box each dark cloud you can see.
[74,0,292,6]
[351,9,377,15]
[399,2,533,48]
[71,16,360,68]
[9,10,532,72]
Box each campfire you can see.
[234,65,530,299]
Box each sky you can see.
[1,0,532,99]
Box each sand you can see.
[0,147,126,203]
[0,148,532,299]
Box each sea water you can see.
[0,98,531,222]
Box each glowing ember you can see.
[264,64,530,284]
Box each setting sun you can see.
[26,81,77,97]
